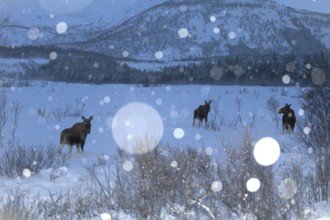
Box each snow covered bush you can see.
[0,144,68,178]
[81,133,309,219]
[83,146,218,219]
[0,187,40,220]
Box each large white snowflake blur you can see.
[100,212,111,220]
[246,178,261,192]
[173,128,184,139]
[111,102,163,155]
[211,181,223,192]
[56,22,68,34]
[253,137,281,166]
[23,168,32,178]
[178,28,189,38]
[27,27,41,40]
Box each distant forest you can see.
[0,46,329,86]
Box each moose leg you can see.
[198,119,202,127]
[77,143,84,153]
[68,145,73,157]
[76,144,81,153]
[192,118,196,127]
[80,140,85,153]
[58,144,65,155]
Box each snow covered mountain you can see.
[74,0,330,61]
[1,0,329,61]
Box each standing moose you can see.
[277,104,296,133]
[58,116,93,157]
[192,100,211,127]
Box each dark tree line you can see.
[157,51,329,86]
[1,45,328,86]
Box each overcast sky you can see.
[0,0,329,18]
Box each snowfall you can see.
[0,78,329,219]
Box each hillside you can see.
[1,0,329,62]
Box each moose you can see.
[277,104,296,133]
[192,100,211,127]
[58,116,93,157]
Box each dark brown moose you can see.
[58,116,93,157]
[192,100,211,127]
[278,104,296,133]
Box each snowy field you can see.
[0,81,329,219]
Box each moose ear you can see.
[82,116,86,120]
[89,116,93,121]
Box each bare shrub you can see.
[0,187,39,220]
[79,133,311,219]
[52,109,65,122]
[0,144,68,178]
[37,105,50,119]
[296,87,330,202]
[50,98,86,121]
[38,188,98,220]
[0,92,23,148]
[8,101,23,147]
[217,97,255,128]
[235,96,243,125]
[280,88,288,96]
[65,98,85,118]
[277,162,307,219]
[0,91,7,148]
[266,96,280,129]
[84,146,218,219]
[83,159,115,214]
[216,130,277,219]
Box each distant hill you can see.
[0,0,329,86]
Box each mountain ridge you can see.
[0,0,329,62]
[60,0,330,61]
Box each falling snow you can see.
[228,31,236,39]
[246,178,261,192]
[100,212,112,220]
[211,181,223,192]
[173,128,185,139]
[112,102,163,155]
[49,52,57,60]
[56,22,68,34]
[178,28,189,38]
[1,0,330,218]
[278,178,298,200]
[27,27,40,40]
[23,168,32,178]
[253,137,281,166]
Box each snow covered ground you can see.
[0,81,329,219]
